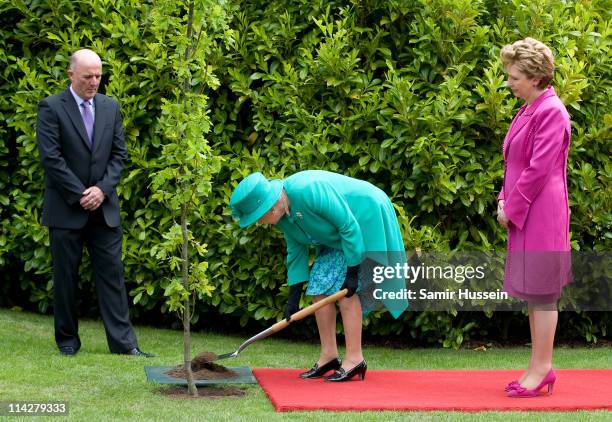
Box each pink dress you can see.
[498,87,572,303]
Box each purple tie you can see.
[80,100,94,145]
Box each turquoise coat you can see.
[276,170,406,287]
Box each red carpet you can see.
[252,368,612,412]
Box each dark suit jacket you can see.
[37,88,127,229]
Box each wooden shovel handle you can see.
[269,288,349,333]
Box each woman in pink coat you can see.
[497,38,571,398]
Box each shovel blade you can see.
[214,351,238,361]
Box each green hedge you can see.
[0,0,610,346]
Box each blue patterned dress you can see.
[306,246,361,296]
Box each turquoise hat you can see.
[230,172,283,227]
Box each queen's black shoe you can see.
[299,357,342,379]
[324,360,367,382]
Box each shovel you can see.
[211,288,348,361]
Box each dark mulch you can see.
[158,386,246,399]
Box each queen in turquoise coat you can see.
[230,170,407,382]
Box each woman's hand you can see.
[341,265,359,298]
[497,200,509,229]
[284,282,304,321]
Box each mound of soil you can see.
[193,351,219,362]
[165,351,239,380]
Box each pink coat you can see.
[498,87,571,302]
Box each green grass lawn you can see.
[0,308,610,421]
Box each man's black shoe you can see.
[123,347,156,358]
[59,346,77,356]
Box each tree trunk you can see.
[181,0,198,398]
[181,202,197,396]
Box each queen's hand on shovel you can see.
[284,282,305,321]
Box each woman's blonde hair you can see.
[501,37,554,89]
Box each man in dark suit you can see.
[36,49,153,357]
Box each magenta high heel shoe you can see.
[505,380,520,392]
[507,369,556,398]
